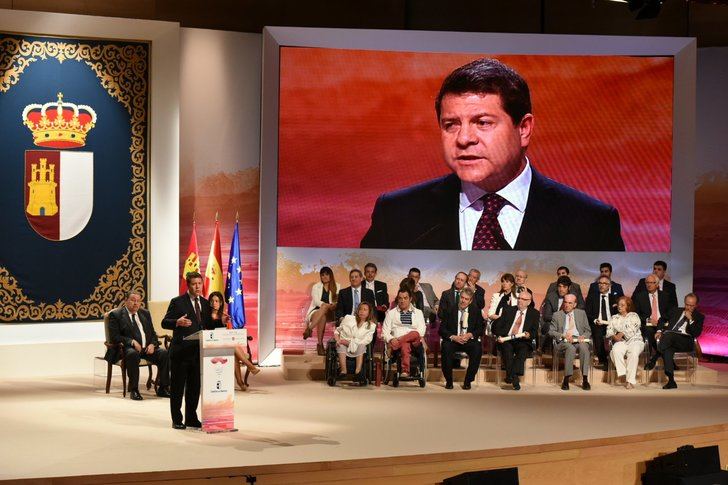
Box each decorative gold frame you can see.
[0,35,148,321]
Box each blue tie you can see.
[353,288,360,314]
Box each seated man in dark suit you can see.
[539,275,581,353]
[632,260,678,309]
[545,266,585,308]
[645,293,704,389]
[633,274,675,356]
[514,269,535,309]
[162,271,213,430]
[438,287,484,390]
[586,262,624,301]
[493,291,539,390]
[466,268,487,310]
[105,290,170,400]
[335,269,376,324]
[585,275,620,369]
[360,57,624,251]
[363,262,389,323]
[409,267,439,324]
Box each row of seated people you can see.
[303,261,704,391]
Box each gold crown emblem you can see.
[22,93,97,149]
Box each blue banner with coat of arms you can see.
[0,34,149,322]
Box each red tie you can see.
[509,311,523,335]
[472,193,509,250]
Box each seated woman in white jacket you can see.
[334,301,376,382]
[605,296,645,389]
[487,273,518,325]
[303,266,341,355]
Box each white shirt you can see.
[458,159,532,250]
[365,280,375,292]
[127,308,146,347]
[382,305,426,342]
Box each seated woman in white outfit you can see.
[487,273,518,323]
[605,296,645,389]
[303,266,341,355]
[334,301,376,383]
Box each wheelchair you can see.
[324,339,373,387]
[382,339,427,388]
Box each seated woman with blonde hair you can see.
[303,266,341,355]
[208,291,261,390]
[606,296,644,389]
[334,301,376,384]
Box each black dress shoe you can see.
[582,378,591,391]
[172,422,186,430]
[512,376,520,391]
[185,419,202,428]
[130,389,143,401]
[504,376,513,384]
[156,387,171,398]
[462,382,471,390]
[663,380,678,389]
[561,377,570,391]
[445,381,453,389]
[644,361,656,371]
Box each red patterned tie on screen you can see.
[472,193,509,250]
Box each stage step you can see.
[282,352,722,387]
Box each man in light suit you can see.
[409,267,439,324]
[335,269,376,322]
[438,287,484,390]
[360,58,624,251]
[493,291,540,390]
[363,262,389,323]
[162,271,213,429]
[105,291,170,400]
[645,293,704,389]
[549,294,592,391]
[632,260,678,309]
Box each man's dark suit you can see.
[335,286,376,322]
[360,168,625,251]
[633,290,675,355]
[471,284,486,310]
[545,281,585,308]
[105,306,169,392]
[587,281,624,301]
[584,291,619,365]
[364,280,389,323]
[162,294,213,425]
[493,306,539,381]
[653,307,704,374]
[633,278,678,309]
[438,301,484,385]
[437,287,462,323]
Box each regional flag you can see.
[204,218,224,297]
[179,221,200,294]
[224,221,246,328]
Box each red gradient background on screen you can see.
[278,49,673,251]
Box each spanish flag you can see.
[204,216,224,297]
[179,220,200,294]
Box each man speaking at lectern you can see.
[162,271,213,430]
[360,58,624,251]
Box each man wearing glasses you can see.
[585,275,620,369]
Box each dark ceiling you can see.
[2,0,728,46]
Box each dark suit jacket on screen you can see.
[360,167,625,251]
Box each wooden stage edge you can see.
[9,423,728,485]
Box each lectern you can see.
[184,328,246,433]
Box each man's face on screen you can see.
[439,92,532,192]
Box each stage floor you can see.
[3,367,728,482]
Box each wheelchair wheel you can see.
[327,375,336,387]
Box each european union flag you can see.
[225,221,246,328]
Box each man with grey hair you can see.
[550,294,592,391]
[634,273,675,357]
[466,268,486,310]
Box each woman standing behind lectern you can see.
[162,271,212,430]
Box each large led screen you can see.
[277,49,673,252]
